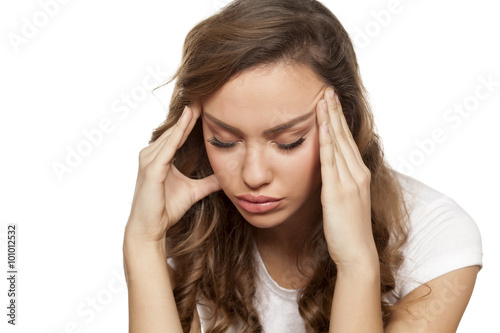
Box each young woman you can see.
[123,0,483,332]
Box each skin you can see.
[201,62,325,281]
[123,61,479,332]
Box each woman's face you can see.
[201,62,327,229]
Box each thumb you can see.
[193,173,222,202]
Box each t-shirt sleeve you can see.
[393,176,483,301]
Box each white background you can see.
[1,0,498,332]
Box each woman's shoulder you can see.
[395,171,456,208]
[393,170,483,257]
[385,171,483,303]
[394,171,479,227]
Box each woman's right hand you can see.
[124,101,221,244]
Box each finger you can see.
[333,92,371,184]
[149,106,193,172]
[316,99,340,187]
[322,91,354,185]
[180,100,202,147]
[325,89,358,168]
[143,110,181,154]
[147,103,200,165]
[139,114,182,168]
[191,174,222,203]
[335,93,365,168]
[326,88,367,184]
[160,103,201,156]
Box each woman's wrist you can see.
[123,232,167,259]
[331,246,380,276]
[123,218,169,246]
[123,235,170,285]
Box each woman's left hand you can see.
[316,87,378,270]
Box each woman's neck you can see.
[252,220,310,260]
[251,216,318,289]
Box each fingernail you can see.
[328,88,335,99]
[321,99,327,112]
[322,121,329,133]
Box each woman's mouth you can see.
[235,194,283,213]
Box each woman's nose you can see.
[241,145,273,189]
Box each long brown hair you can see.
[150,0,410,331]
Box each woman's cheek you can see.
[205,147,238,188]
[307,130,322,187]
[284,135,321,188]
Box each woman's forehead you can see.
[202,62,327,124]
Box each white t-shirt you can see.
[168,171,483,332]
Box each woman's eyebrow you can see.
[202,110,315,134]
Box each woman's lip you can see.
[236,194,281,203]
[236,198,283,213]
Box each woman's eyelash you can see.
[207,137,306,150]
[207,137,236,149]
[277,137,305,150]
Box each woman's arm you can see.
[328,264,478,333]
[316,87,385,332]
[384,266,479,332]
[123,103,218,333]
[329,260,384,333]
[123,237,183,333]
[317,88,479,332]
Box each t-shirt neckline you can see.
[252,238,300,300]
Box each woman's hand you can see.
[315,88,378,270]
[124,101,221,244]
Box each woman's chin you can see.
[235,207,288,229]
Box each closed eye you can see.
[207,137,236,149]
[276,137,305,150]
[207,137,306,151]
